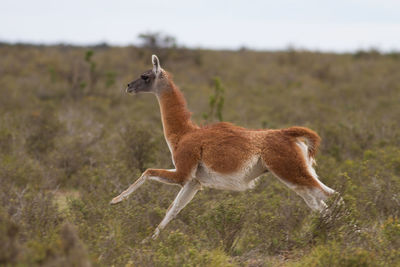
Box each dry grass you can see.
[0,44,399,266]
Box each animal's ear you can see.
[152,54,161,75]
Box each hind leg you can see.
[293,185,330,211]
[269,171,332,211]
[262,141,335,211]
[296,159,336,211]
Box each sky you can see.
[1,0,400,52]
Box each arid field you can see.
[0,44,399,266]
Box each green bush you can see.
[25,107,63,158]
[200,198,246,253]
[119,123,159,172]
[291,242,376,267]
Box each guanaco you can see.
[111,55,336,240]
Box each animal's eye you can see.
[141,75,149,81]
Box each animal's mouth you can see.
[126,87,136,94]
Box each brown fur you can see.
[157,75,324,191]
[282,126,321,159]
[158,78,198,149]
[261,130,321,187]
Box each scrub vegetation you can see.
[0,43,399,266]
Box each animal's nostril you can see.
[127,83,130,87]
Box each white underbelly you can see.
[195,156,267,191]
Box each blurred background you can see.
[0,1,399,266]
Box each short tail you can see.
[283,126,321,159]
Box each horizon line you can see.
[1,39,398,55]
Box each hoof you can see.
[110,196,123,205]
[152,228,160,240]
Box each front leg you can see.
[110,168,183,205]
[151,179,201,240]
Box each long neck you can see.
[156,80,197,148]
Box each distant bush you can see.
[138,32,177,49]
[119,123,158,172]
[84,50,98,92]
[353,49,381,60]
[202,77,225,122]
[25,107,63,158]
[0,128,12,154]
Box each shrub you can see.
[0,128,13,154]
[119,123,158,172]
[154,231,235,267]
[382,216,400,247]
[0,210,20,265]
[25,107,63,158]
[202,77,225,122]
[291,242,376,267]
[200,198,246,253]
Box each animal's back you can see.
[191,122,262,173]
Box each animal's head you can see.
[126,55,168,95]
